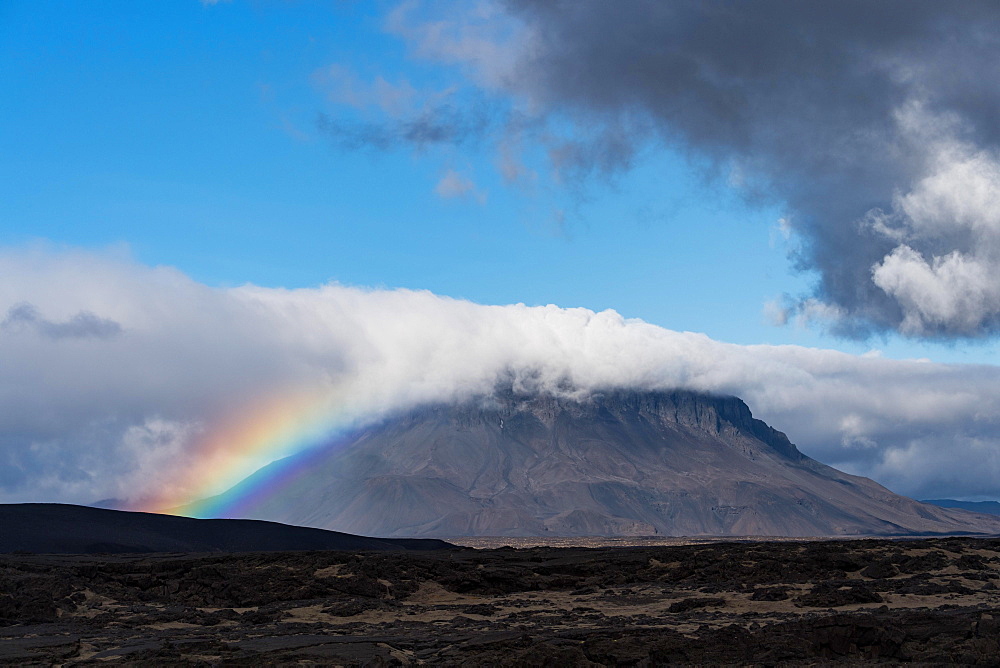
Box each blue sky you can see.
[7,2,1000,505]
[5,0,997,362]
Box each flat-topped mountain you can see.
[193,389,1000,538]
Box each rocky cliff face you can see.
[202,389,1000,538]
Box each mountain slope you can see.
[198,390,1000,538]
[0,504,454,553]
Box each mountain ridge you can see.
[922,499,1000,516]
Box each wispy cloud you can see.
[316,98,496,153]
[313,64,421,118]
[2,303,122,340]
[434,169,486,204]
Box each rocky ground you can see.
[3,536,1000,665]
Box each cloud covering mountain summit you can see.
[3,247,1000,508]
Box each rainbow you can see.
[136,388,355,518]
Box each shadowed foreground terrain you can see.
[0,504,452,554]
[4,537,1000,665]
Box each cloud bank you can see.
[359,0,1000,339]
[3,247,1000,506]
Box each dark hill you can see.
[0,504,454,554]
[185,389,1000,538]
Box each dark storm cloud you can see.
[391,0,1000,338]
[2,302,123,340]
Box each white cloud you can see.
[866,113,1000,336]
[788,103,1000,338]
[872,245,999,336]
[3,247,1000,506]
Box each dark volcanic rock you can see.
[751,585,791,601]
[0,503,454,554]
[197,388,1000,538]
[2,537,1000,665]
[797,582,883,607]
[860,559,899,579]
